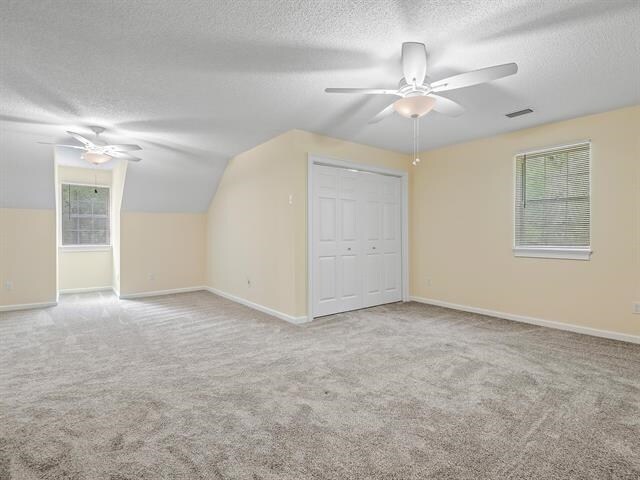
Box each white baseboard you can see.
[410,296,640,345]
[119,286,206,299]
[0,301,58,312]
[59,286,114,294]
[205,286,309,325]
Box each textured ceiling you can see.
[1,0,639,212]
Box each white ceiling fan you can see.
[325,42,518,123]
[38,126,142,164]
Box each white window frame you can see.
[59,182,112,252]
[512,140,592,261]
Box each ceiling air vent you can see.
[506,108,533,118]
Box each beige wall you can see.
[120,212,206,295]
[411,106,640,336]
[207,129,410,317]
[0,208,56,307]
[4,108,637,342]
[56,165,114,292]
[56,165,112,187]
[58,250,112,291]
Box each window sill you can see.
[513,247,592,261]
[59,245,112,253]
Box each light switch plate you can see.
[633,302,640,314]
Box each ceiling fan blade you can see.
[430,62,518,92]
[104,144,142,152]
[1,114,58,126]
[428,94,465,117]
[109,151,142,161]
[401,42,427,85]
[325,88,398,95]
[37,142,85,150]
[66,131,95,148]
[368,103,396,124]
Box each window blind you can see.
[61,184,110,245]
[515,143,590,248]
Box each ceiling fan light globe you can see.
[82,152,111,165]
[393,95,436,118]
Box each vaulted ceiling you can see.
[1,0,639,212]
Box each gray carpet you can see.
[1,291,639,479]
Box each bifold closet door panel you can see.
[362,174,385,308]
[361,173,402,308]
[380,175,402,304]
[313,165,362,317]
[313,165,338,316]
[337,169,362,312]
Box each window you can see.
[514,142,591,260]
[61,184,110,246]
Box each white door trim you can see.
[307,154,409,321]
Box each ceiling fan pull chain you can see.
[412,115,420,166]
[411,116,421,166]
[416,116,420,164]
[412,117,415,165]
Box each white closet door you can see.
[313,165,362,317]
[380,175,402,304]
[313,164,402,317]
[362,173,384,308]
[362,173,402,307]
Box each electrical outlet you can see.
[4,280,12,291]
[148,273,156,281]
[426,278,432,287]
[633,302,640,314]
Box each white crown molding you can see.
[410,296,640,345]
[0,301,57,312]
[205,286,309,325]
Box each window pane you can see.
[79,230,93,244]
[61,215,78,231]
[544,175,567,199]
[92,230,107,245]
[60,184,110,245]
[78,217,93,231]
[62,229,77,245]
[93,217,107,231]
[568,173,589,197]
[93,200,107,215]
[515,144,590,248]
[78,200,92,215]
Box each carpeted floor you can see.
[1,291,639,479]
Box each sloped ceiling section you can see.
[1,0,639,212]
[0,127,55,209]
